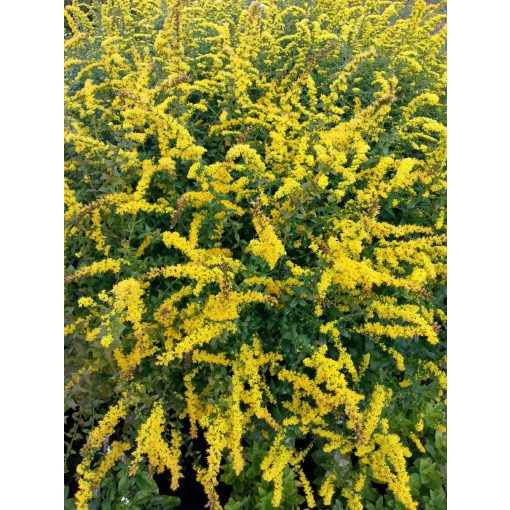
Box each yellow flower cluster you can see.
[75,441,130,510]
[82,398,127,455]
[74,397,130,509]
[131,402,183,491]
[248,212,286,270]
[409,432,426,453]
[360,297,439,345]
[260,431,295,507]
[65,258,126,283]
[362,434,417,510]
[184,339,285,505]
[202,291,274,322]
[112,278,145,327]
[196,413,229,510]
[318,473,336,506]
[298,466,316,508]
[357,385,392,454]
[157,319,237,365]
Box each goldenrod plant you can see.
[64,1,446,509]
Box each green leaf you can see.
[153,495,181,508]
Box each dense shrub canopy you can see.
[64,1,446,509]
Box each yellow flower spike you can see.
[319,473,336,506]
[248,212,286,270]
[130,402,183,490]
[157,320,237,365]
[65,258,126,284]
[180,369,201,439]
[409,432,426,453]
[356,385,392,454]
[297,466,316,508]
[419,360,447,393]
[112,278,145,327]
[229,371,246,476]
[83,398,128,455]
[203,290,275,322]
[359,298,440,345]
[353,472,366,493]
[135,235,154,258]
[77,296,96,308]
[342,487,363,510]
[363,433,417,510]
[358,353,371,380]
[75,441,130,510]
[260,431,294,508]
[317,174,329,190]
[75,441,131,510]
[192,350,230,366]
[197,411,230,509]
[100,331,114,348]
[274,177,302,200]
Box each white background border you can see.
[1,0,62,505]
[448,0,510,507]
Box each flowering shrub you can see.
[64,1,446,509]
